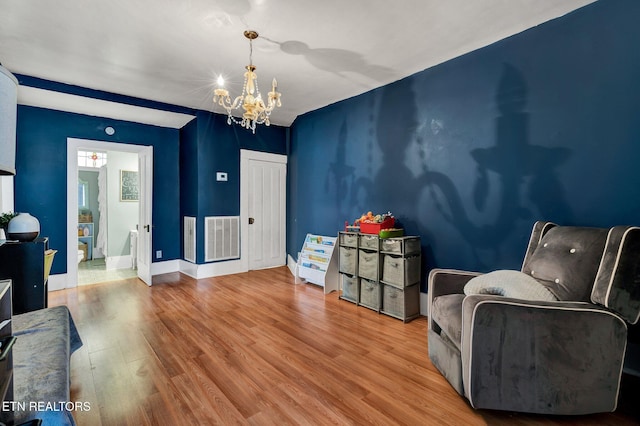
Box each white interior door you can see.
[247,156,286,270]
[137,146,153,285]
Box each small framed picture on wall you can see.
[120,170,139,202]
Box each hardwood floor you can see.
[48,267,640,425]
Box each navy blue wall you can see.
[288,0,640,289]
[179,117,199,219]
[181,110,287,263]
[15,106,181,274]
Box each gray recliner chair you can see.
[428,221,640,415]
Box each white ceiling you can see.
[0,0,596,129]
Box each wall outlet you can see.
[216,172,228,181]
[156,250,162,259]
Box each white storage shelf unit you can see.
[297,234,338,294]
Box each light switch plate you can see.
[216,172,228,181]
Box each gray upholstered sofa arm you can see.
[428,269,480,327]
[460,295,627,415]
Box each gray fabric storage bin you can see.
[382,283,420,321]
[340,273,358,302]
[359,278,380,310]
[339,247,357,275]
[359,234,379,250]
[381,236,421,255]
[358,250,379,280]
[339,232,358,248]
[382,254,420,287]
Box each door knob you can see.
[249,217,255,224]
[144,224,150,232]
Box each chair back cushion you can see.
[592,226,640,324]
[522,226,608,302]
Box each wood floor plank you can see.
[46,267,640,425]
[180,357,248,425]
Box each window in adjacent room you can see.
[77,150,107,168]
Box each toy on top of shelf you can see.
[354,211,395,235]
[354,211,393,225]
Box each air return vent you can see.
[205,216,240,262]
[183,216,196,263]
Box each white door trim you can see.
[240,149,287,272]
[65,138,152,288]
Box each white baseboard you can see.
[287,254,306,284]
[420,291,429,317]
[106,255,132,270]
[178,259,246,279]
[48,273,71,291]
[179,260,198,278]
[287,254,297,276]
[151,259,180,275]
[51,258,409,297]
[49,260,179,291]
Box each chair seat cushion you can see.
[464,270,557,301]
[431,293,465,350]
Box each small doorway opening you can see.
[67,138,152,288]
[76,149,139,285]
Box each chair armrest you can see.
[428,268,481,298]
[428,269,481,331]
[460,295,627,415]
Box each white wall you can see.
[0,176,13,213]
[106,151,138,257]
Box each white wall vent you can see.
[205,216,240,262]
[183,216,196,263]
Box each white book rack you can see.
[297,234,338,294]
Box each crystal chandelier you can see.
[213,30,282,134]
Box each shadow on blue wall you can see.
[289,0,640,293]
[432,64,573,269]
[319,64,574,288]
[325,121,355,221]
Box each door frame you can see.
[66,138,152,288]
[239,149,287,272]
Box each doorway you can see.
[67,138,153,287]
[77,150,138,285]
[240,149,287,271]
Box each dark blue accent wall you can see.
[288,0,640,290]
[179,118,199,219]
[15,106,181,274]
[181,110,287,263]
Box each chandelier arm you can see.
[217,97,233,110]
[231,95,244,110]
